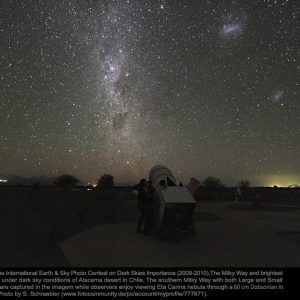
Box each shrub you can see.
[97,174,114,189]
[55,175,79,189]
[202,176,225,188]
[238,180,250,189]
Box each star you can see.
[0,0,299,187]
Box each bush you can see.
[202,177,225,188]
[238,180,250,189]
[54,175,79,189]
[97,174,114,189]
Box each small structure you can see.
[149,165,196,235]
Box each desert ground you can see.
[0,186,299,267]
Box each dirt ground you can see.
[0,188,137,267]
[60,201,300,267]
[1,187,300,267]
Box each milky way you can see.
[0,0,299,186]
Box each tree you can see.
[55,175,79,189]
[288,184,300,188]
[238,180,250,189]
[97,174,114,189]
[202,176,225,188]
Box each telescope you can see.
[149,165,196,235]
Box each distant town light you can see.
[264,175,300,188]
[0,179,8,183]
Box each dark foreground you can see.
[0,187,300,267]
[0,187,137,266]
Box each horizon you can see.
[1,172,299,188]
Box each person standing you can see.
[136,179,148,234]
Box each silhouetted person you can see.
[145,181,156,235]
[253,193,262,209]
[234,186,242,202]
[136,179,149,234]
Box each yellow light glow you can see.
[263,175,300,188]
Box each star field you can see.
[0,0,299,186]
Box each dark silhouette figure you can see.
[136,179,153,235]
[234,186,242,202]
[253,193,262,209]
[145,181,156,234]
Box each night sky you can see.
[1,0,299,186]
